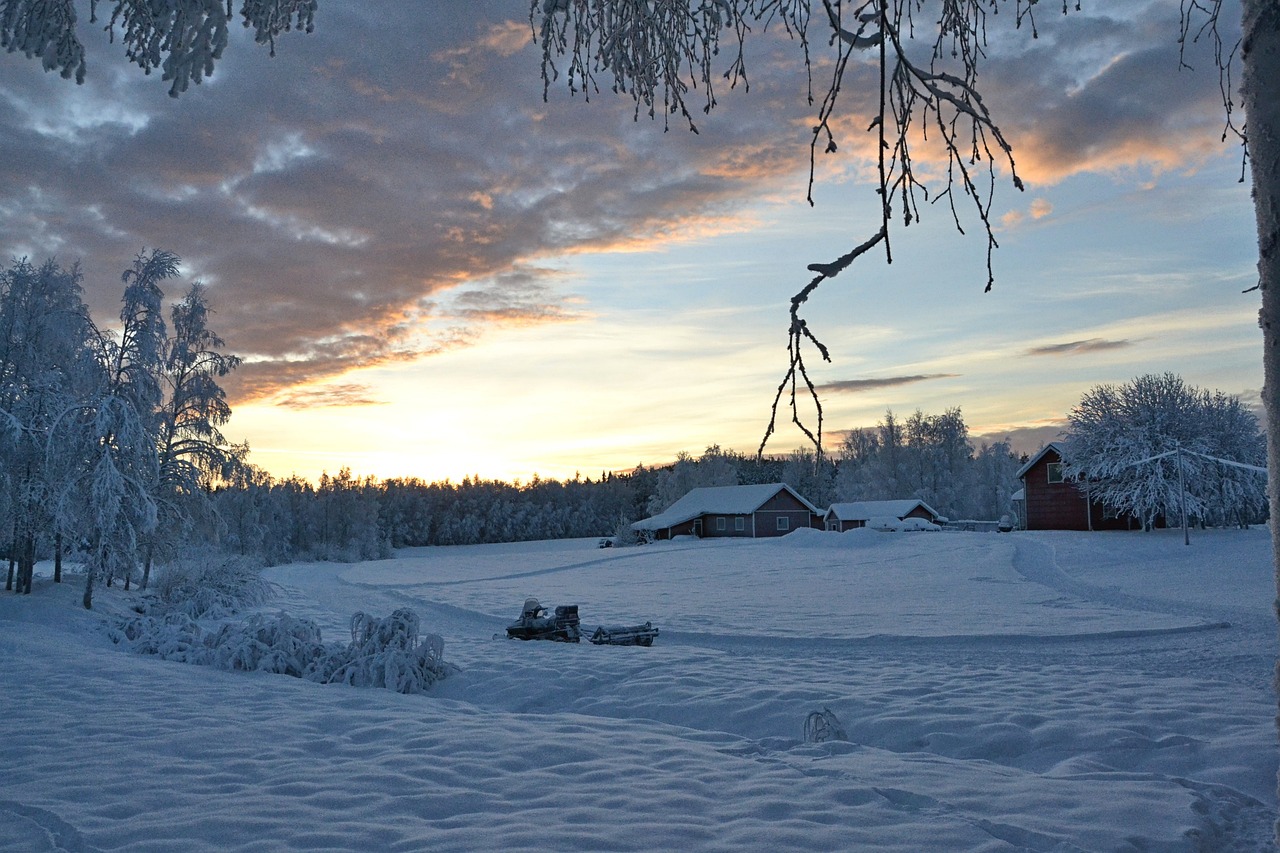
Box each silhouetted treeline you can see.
[206,451,799,564]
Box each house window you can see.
[777,516,790,532]
[1047,462,1064,484]
[735,517,745,531]
[716,517,726,531]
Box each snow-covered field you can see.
[1,527,1276,851]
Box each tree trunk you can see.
[5,521,14,592]
[82,539,101,610]
[53,532,62,584]
[1238,0,1280,837]
[81,564,95,610]
[141,542,154,590]
[20,534,34,594]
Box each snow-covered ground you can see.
[1,527,1275,851]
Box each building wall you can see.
[702,514,753,538]
[1023,451,1091,530]
[753,490,819,536]
[826,503,935,532]
[654,518,698,540]
[903,506,935,522]
[1023,449,1147,531]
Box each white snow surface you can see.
[1,527,1275,851]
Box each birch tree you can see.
[142,282,240,589]
[0,258,99,594]
[72,250,175,607]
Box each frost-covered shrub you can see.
[312,610,450,694]
[612,514,644,546]
[110,611,209,663]
[205,612,327,677]
[147,552,277,619]
[112,606,451,694]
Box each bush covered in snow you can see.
[111,607,452,694]
[144,552,278,620]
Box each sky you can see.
[0,2,1262,484]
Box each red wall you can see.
[1023,450,1091,531]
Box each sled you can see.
[506,602,581,643]
[589,622,658,647]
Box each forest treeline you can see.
[205,410,1029,564]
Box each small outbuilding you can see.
[824,499,943,532]
[632,483,822,540]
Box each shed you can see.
[824,499,943,532]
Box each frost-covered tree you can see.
[781,446,835,507]
[0,0,316,96]
[833,408,979,517]
[69,251,178,607]
[1061,373,1266,531]
[143,282,240,588]
[969,439,1022,523]
[0,258,100,594]
[645,445,740,515]
[901,408,972,516]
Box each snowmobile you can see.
[506,598,581,643]
[589,622,659,646]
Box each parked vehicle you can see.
[506,598,580,642]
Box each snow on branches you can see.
[530,1,1043,457]
[0,0,316,96]
[114,604,454,695]
[1061,373,1267,530]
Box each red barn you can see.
[1016,443,1141,531]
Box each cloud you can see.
[447,266,586,326]
[0,2,1236,410]
[983,8,1234,186]
[970,423,1069,458]
[271,383,390,410]
[0,5,816,400]
[818,374,959,394]
[1024,338,1134,357]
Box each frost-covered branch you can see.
[533,0,812,131]
[1179,0,1248,180]
[531,1,1038,458]
[0,0,315,95]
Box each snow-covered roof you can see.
[825,499,940,522]
[1015,442,1066,480]
[633,483,820,531]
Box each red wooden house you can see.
[632,483,822,540]
[1016,443,1141,531]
